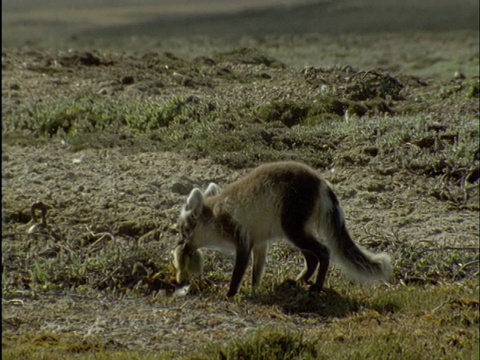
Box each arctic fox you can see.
[173,161,392,297]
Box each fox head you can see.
[173,183,220,284]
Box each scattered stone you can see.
[58,51,102,67]
[171,176,202,195]
[453,71,465,80]
[121,76,134,85]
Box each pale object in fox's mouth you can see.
[173,285,191,297]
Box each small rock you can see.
[171,175,202,195]
[121,76,134,85]
[171,182,193,195]
[173,285,190,297]
[342,64,357,74]
[28,223,44,234]
[453,71,465,80]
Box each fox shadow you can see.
[246,279,399,318]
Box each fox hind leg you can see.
[296,250,319,284]
[285,230,330,294]
[308,241,330,294]
[281,182,329,293]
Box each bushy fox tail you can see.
[320,184,392,283]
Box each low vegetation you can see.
[2,20,478,360]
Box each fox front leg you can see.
[252,244,268,290]
[227,244,252,297]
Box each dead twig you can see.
[430,297,452,313]
[462,165,479,203]
[85,226,115,254]
[2,298,26,306]
[421,246,479,252]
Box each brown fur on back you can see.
[203,161,323,246]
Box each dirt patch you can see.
[2,140,478,355]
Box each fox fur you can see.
[173,161,392,297]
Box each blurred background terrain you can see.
[3,0,478,45]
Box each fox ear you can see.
[204,182,220,197]
[185,188,204,218]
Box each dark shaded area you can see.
[248,280,400,318]
[79,0,478,39]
